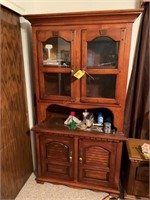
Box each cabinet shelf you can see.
[32,115,126,142]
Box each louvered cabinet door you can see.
[39,134,74,181]
[78,139,117,187]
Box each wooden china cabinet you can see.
[24,9,142,197]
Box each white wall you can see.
[1,0,143,171]
[1,0,142,14]
[23,0,141,14]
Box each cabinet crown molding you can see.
[24,9,143,26]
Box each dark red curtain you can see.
[124,3,149,139]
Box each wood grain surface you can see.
[0,6,33,199]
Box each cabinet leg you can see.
[36,179,44,184]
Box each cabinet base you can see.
[35,176,120,198]
[36,178,44,184]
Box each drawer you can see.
[135,165,149,182]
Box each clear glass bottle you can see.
[82,109,89,123]
[97,113,103,125]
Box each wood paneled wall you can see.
[0,6,33,199]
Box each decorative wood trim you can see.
[24,9,143,26]
[34,130,126,142]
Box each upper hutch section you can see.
[24,9,142,127]
[24,9,142,103]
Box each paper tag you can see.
[73,70,85,79]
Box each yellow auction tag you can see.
[73,70,85,79]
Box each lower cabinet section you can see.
[35,131,124,196]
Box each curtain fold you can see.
[124,3,149,139]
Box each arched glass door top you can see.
[87,37,119,68]
[43,37,71,68]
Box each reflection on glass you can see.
[86,75,116,98]
[44,73,71,96]
[87,37,119,68]
[43,38,71,68]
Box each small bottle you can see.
[104,122,111,133]
[86,113,94,128]
[82,109,89,123]
[70,112,75,129]
[86,114,91,128]
[97,113,103,125]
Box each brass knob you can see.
[79,156,82,163]
[69,151,73,162]
[69,156,72,162]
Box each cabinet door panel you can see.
[44,73,71,96]
[84,169,108,181]
[36,29,76,100]
[81,28,126,104]
[40,135,74,181]
[79,139,117,187]
[86,74,116,99]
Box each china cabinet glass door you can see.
[81,28,125,104]
[37,30,76,100]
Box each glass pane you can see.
[87,37,119,68]
[43,38,71,68]
[44,73,71,96]
[86,75,116,98]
